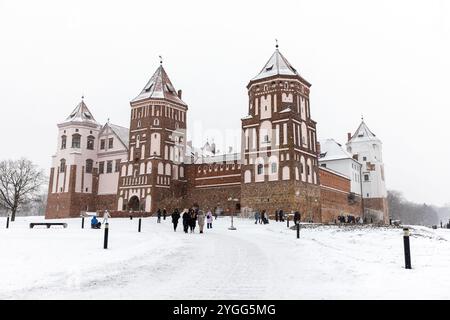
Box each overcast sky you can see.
[0,0,449,206]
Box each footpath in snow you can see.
[1,216,450,299]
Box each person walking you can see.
[163,208,167,221]
[189,209,197,233]
[254,211,260,224]
[171,209,180,231]
[197,210,206,234]
[261,210,266,224]
[279,210,284,222]
[102,209,111,224]
[275,210,279,222]
[156,209,162,223]
[206,210,213,229]
[182,209,190,233]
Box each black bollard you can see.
[403,228,411,269]
[81,216,85,229]
[104,223,109,249]
[6,215,10,229]
[138,218,142,232]
[130,216,133,220]
[287,215,290,228]
[296,222,300,239]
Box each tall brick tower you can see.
[240,44,321,221]
[117,61,188,213]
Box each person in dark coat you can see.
[171,209,180,231]
[163,208,167,221]
[189,209,197,233]
[261,210,266,224]
[182,209,190,233]
[294,211,301,225]
[275,210,279,222]
[156,209,162,223]
[279,210,284,222]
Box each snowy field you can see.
[1,215,450,300]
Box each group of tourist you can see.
[154,206,214,234]
[336,215,363,224]
[254,209,302,225]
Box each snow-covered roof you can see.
[319,139,355,162]
[132,64,187,106]
[61,100,100,126]
[185,140,240,164]
[347,120,381,144]
[251,48,300,81]
[109,124,130,148]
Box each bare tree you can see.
[0,158,46,221]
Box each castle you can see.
[45,46,388,223]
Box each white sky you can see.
[0,0,449,206]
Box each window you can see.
[107,161,113,173]
[306,165,310,175]
[257,164,263,175]
[363,156,367,161]
[108,138,114,149]
[320,163,326,167]
[85,159,93,173]
[60,159,66,173]
[364,174,369,181]
[137,120,141,128]
[99,161,105,174]
[100,139,105,150]
[271,162,277,174]
[115,160,121,172]
[71,134,81,148]
[154,119,159,126]
[87,136,95,150]
[61,135,67,149]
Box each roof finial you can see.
[81,94,85,101]
[107,118,110,124]
[275,38,279,49]
[361,114,364,121]
[159,55,163,65]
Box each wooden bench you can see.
[29,223,67,229]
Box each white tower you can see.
[46,99,102,218]
[346,119,388,223]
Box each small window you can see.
[363,156,367,161]
[71,134,81,148]
[364,174,369,181]
[85,159,93,173]
[87,136,95,150]
[99,161,105,174]
[115,160,121,173]
[107,160,113,173]
[307,165,310,175]
[257,164,263,175]
[154,119,159,126]
[60,159,66,173]
[100,139,106,150]
[108,138,114,149]
[320,163,326,167]
[61,135,67,149]
[137,120,141,128]
[271,162,277,174]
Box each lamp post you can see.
[228,197,238,230]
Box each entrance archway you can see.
[128,196,140,211]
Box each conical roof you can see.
[61,100,99,126]
[347,120,380,144]
[132,65,186,106]
[251,48,300,81]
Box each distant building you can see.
[346,120,388,223]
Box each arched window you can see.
[60,159,66,173]
[153,119,159,126]
[72,134,81,148]
[85,159,93,173]
[87,136,95,150]
[137,120,141,128]
[244,170,251,183]
[61,135,67,149]
[282,166,290,180]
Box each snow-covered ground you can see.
[1,216,450,299]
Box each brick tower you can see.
[240,44,321,221]
[117,61,188,213]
